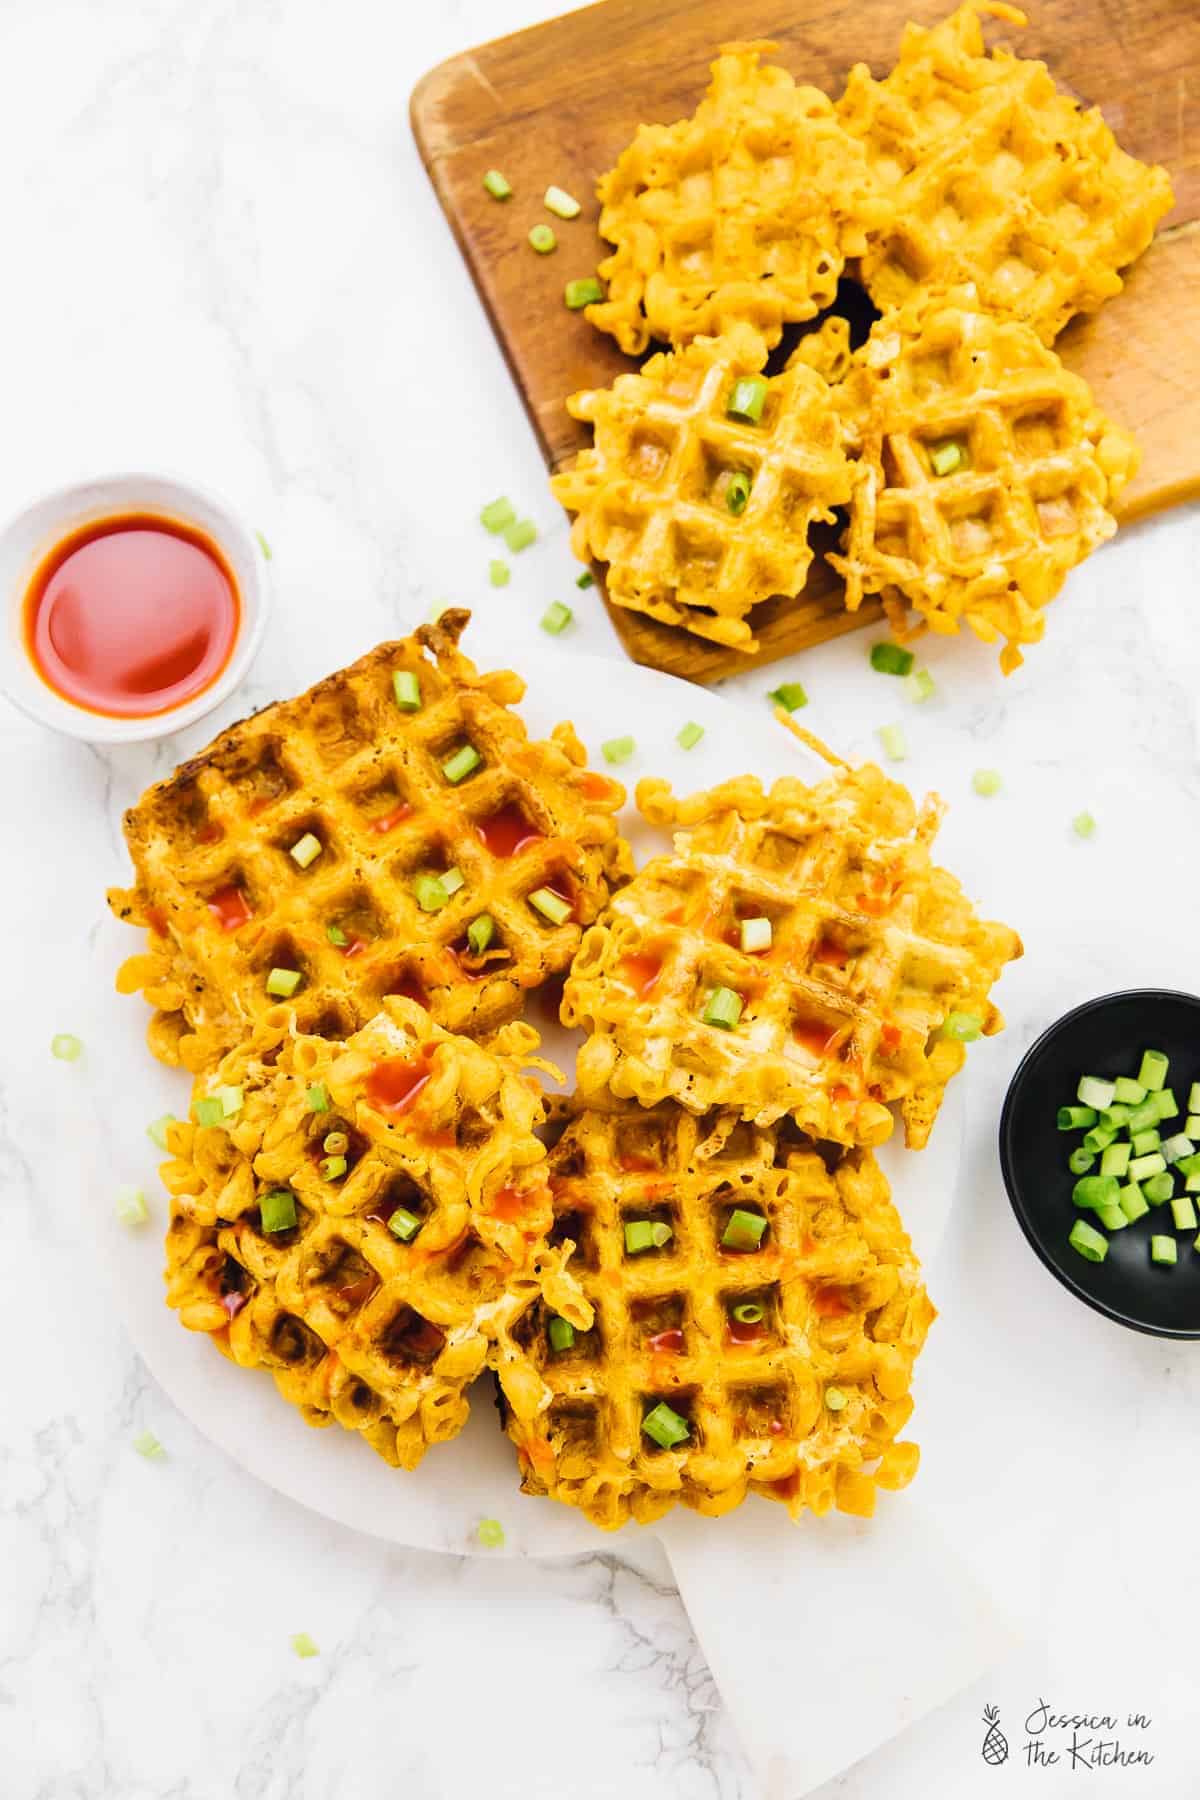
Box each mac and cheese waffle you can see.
[587,41,890,356]
[499,1103,934,1531]
[109,611,630,1071]
[551,323,852,649]
[829,291,1139,672]
[161,999,592,1469]
[564,760,1021,1147]
[838,3,1173,341]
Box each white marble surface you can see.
[2,1,1200,1795]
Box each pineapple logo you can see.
[981,1705,1009,1766]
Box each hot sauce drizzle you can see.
[207,885,253,933]
[476,804,544,858]
[619,953,663,998]
[365,1048,435,1115]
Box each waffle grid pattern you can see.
[109,610,630,1071]
[552,322,852,649]
[564,768,1021,1147]
[588,40,890,356]
[500,1104,933,1531]
[162,1000,591,1470]
[839,2,1173,341]
[829,294,1139,672]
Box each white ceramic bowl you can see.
[0,471,271,744]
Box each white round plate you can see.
[82,642,963,1558]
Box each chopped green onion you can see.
[602,735,634,764]
[1131,1128,1161,1156]
[1162,1132,1195,1165]
[823,1386,848,1411]
[703,986,743,1030]
[193,1097,225,1128]
[414,874,449,913]
[1188,1173,1200,1195]
[544,185,580,218]
[528,224,557,254]
[930,441,965,476]
[482,169,512,200]
[388,1207,421,1242]
[1186,1115,1200,1139]
[1114,1077,1147,1105]
[1138,1049,1169,1091]
[725,471,752,515]
[1171,1195,1197,1231]
[972,769,1002,797]
[1077,1076,1116,1110]
[904,668,936,704]
[323,1131,348,1154]
[941,1011,982,1042]
[1152,1089,1180,1122]
[133,1430,166,1460]
[1058,1105,1097,1130]
[1072,811,1097,839]
[650,1222,673,1247]
[289,832,322,869]
[319,1155,348,1182]
[1119,1182,1149,1223]
[327,923,349,947]
[260,1189,297,1233]
[1151,1234,1177,1266]
[528,886,572,925]
[1099,1142,1131,1179]
[480,496,516,534]
[727,376,767,423]
[266,967,302,998]
[576,571,594,588]
[147,1114,176,1150]
[1143,1172,1175,1205]
[115,1184,148,1227]
[1072,1175,1119,1211]
[624,1220,655,1255]
[1082,1123,1117,1153]
[565,277,604,309]
[1100,1104,1132,1129]
[291,1633,320,1658]
[877,723,908,761]
[442,745,482,785]
[540,601,573,635]
[504,518,537,553]
[870,642,915,676]
[51,1033,83,1062]
[1126,1099,1161,1133]
[255,530,272,561]
[477,1518,506,1548]
[1095,1203,1127,1231]
[467,914,496,955]
[439,867,464,897]
[1180,1152,1200,1177]
[394,673,422,712]
[642,1401,690,1449]
[739,916,772,954]
[1067,1148,1096,1175]
[307,1084,329,1113]
[1057,1105,1097,1130]
[1189,1081,1200,1113]
[677,721,704,750]
[732,1301,765,1324]
[722,1208,767,1251]
[1068,1219,1108,1262]
[209,1085,242,1119]
[548,1315,575,1352]
[768,682,807,712]
[489,559,511,587]
[1129,1152,1167,1181]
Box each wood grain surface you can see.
[412,0,1200,682]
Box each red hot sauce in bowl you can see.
[23,512,240,719]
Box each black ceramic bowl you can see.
[1000,989,1200,1338]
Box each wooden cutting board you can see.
[412,0,1200,682]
